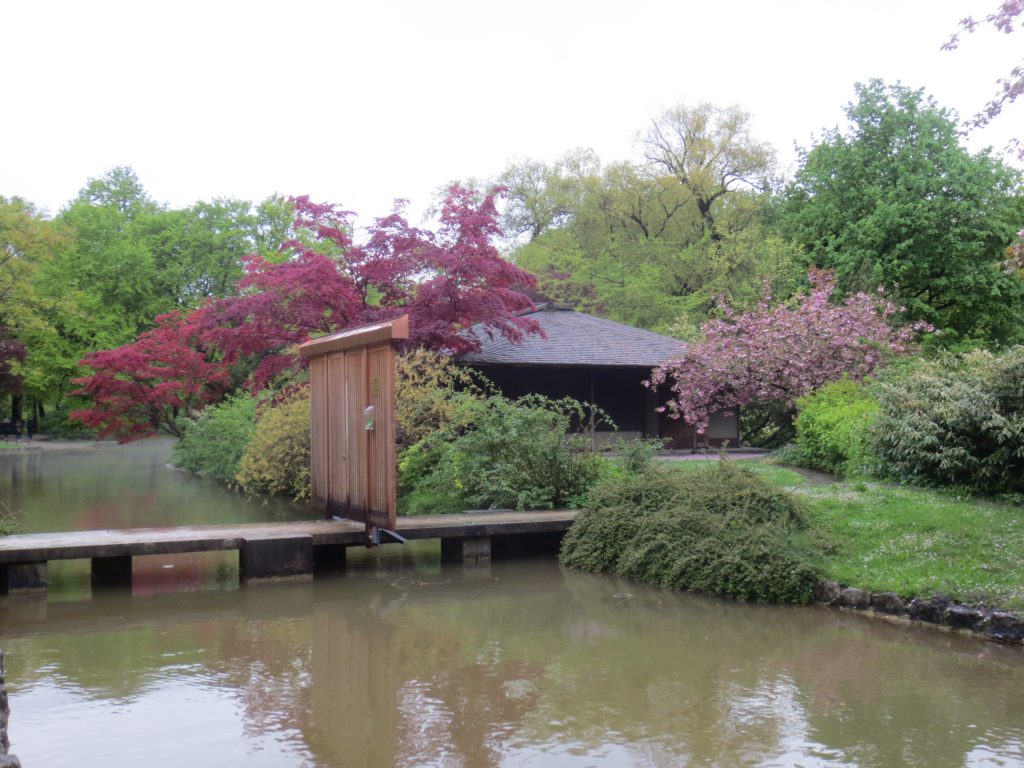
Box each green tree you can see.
[75,165,157,219]
[501,103,792,333]
[497,148,600,242]
[138,196,294,309]
[26,169,292,410]
[0,197,72,413]
[640,102,777,241]
[781,80,1024,342]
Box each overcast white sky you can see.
[2,0,1021,224]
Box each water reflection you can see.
[0,439,309,535]
[6,554,1023,768]
[1,445,1023,766]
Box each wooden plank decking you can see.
[0,510,578,564]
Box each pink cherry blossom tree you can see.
[647,271,926,435]
[944,1,1024,157]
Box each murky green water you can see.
[1,443,1023,767]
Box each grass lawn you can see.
[662,457,1024,613]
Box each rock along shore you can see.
[0,650,22,767]
[813,581,1024,645]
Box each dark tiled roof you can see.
[457,306,687,368]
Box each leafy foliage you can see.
[560,462,822,603]
[559,466,691,573]
[399,394,606,515]
[36,403,95,438]
[0,169,291,416]
[172,393,257,487]
[496,104,796,333]
[0,196,71,406]
[641,102,777,240]
[649,270,922,437]
[0,330,26,400]
[394,349,488,448]
[235,388,311,500]
[793,379,879,476]
[74,186,539,436]
[869,346,1024,495]
[72,311,229,441]
[781,80,1024,342]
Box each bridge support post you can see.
[91,556,132,590]
[441,536,491,566]
[240,535,314,583]
[313,544,347,575]
[0,562,47,594]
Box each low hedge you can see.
[560,461,822,603]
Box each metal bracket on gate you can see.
[370,527,408,547]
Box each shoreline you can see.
[812,580,1024,646]
[0,436,146,452]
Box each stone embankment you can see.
[0,650,22,767]
[813,581,1024,645]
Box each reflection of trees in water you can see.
[303,588,544,768]
[0,451,40,517]
[2,564,1024,767]
[0,440,309,533]
[535,570,1024,767]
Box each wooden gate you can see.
[299,316,408,533]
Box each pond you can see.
[1,442,1023,767]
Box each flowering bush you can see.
[648,270,924,436]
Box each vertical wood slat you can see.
[327,353,347,516]
[345,349,368,518]
[310,357,330,509]
[366,342,397,529]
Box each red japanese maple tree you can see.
[73,186,539,439]
[73,311,229,440]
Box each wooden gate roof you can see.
[457,305,686,368]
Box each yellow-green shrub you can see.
[395,349,486,447]
[794,380,879,477]
[236,388,311,500]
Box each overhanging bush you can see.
[869,346,1024,495]
[560,461,822,603]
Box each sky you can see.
[2,0,1021,225]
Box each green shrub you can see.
[794,380,879,477]
[37,403,96,439]
[870,347,1024,495]
[399,394,606,514]
[559,468,690,572]
[615,437,665,475]
[173,393,258,487]
[395,349,489,448]
[236,388,311,500]
[560,461,822,603]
